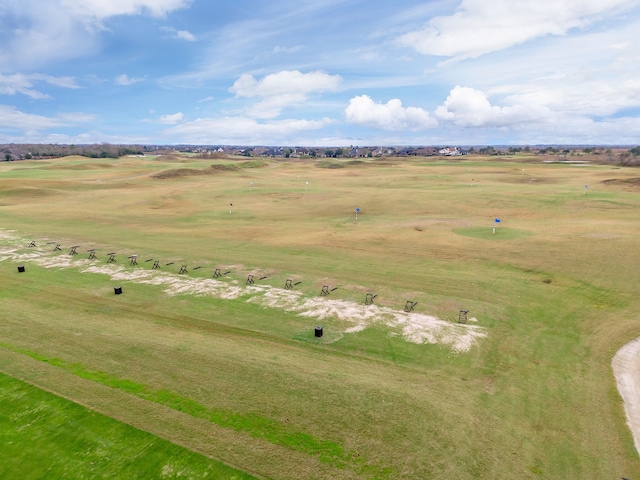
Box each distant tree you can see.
[334,148,344,157]
[478,146,495,155]
[630,146,640,156]
[619,152,633,166]
[602,149,614,164]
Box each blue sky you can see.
[1,0,640,146]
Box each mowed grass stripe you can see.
[0,342,366,472]
[0,371,258,480]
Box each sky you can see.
[1,0,640,146]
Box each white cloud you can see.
[161,26,196,41]
[0,75,49,100]
[158,112,184,124]
[397,0,640,61]
[434,86,555,127]
[166,116,333,144]
[0,73,80,99]
[35,74,80,89]
[273,45,304,54]
[497,78,640,119]
[0,104,90,130]
[229,70,341,118]
[506,115,640,145]
[175,30,196,41]
[0,1,95,70]
[0,129,151,145]
[115,74,144,86]
[426,17,640,125]
[56,112,97,123]
[344,95,438,131]
[0,0,192,70]
[231,70,341,98]
[61,0,192,20]
[247,94,308,119]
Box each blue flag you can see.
[495,218,501,223]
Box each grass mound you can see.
[152,163,243,179]
[210,163,240,172]
[151,168,209,179]
[316,160,345,169]
[239,160,267,168]
[602,177,640,187]
[42,163,114,170]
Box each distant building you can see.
[438,147,463,156]
[1,147,30,160]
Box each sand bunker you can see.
[0,229,485,352]
[613,337,640,454]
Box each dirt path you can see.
[612,336,640,454]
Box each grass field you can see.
[0,372,258,479]
[1,153,640,478]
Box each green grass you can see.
[452,226,535,240]
[0,342,349,467]
[0,372,257,480]
[1,154,640,478]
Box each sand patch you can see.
[613,337,640,455]
[0,230,19,241]
[390,312,485,352]
[0,228,486,352]
[247,288,304,311]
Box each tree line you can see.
[1,144,145,160]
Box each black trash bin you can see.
[114,286,122,295]
[314,326,323,338]
[17,265,25,273]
